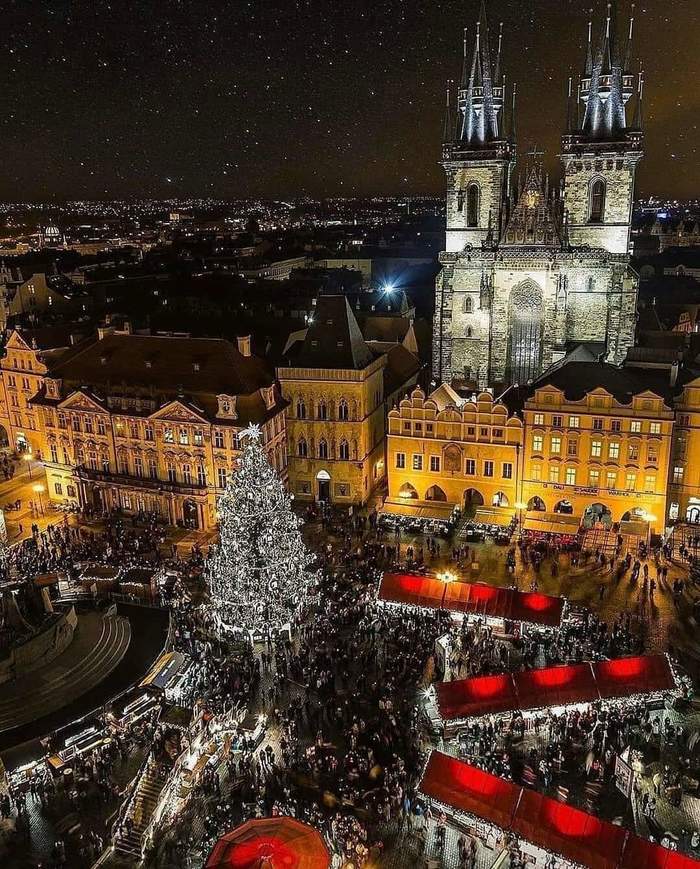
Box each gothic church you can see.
[433,1,644,390]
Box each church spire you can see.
[455,0,509,149]
[442,80,453,143]
[572,0,639,143]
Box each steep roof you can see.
[531,359,677,405]
[47,333,274,399]
[295,295,374,370]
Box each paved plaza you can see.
[0,506,699,868]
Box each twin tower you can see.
[433,1,644,389]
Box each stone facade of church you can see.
[433,2,644,391]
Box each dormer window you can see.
[217,394,237,419]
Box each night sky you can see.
[1,0,698,202]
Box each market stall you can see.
[206,817,330,869]
[419,751,699,869]
[430,655,678,732]
[377,572,565,629]
[522,511,581,541]
[78,563,121,594]
[119,566,158,603]
[378,499,460,536]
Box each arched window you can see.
[297,437,308,458]
[338,399,349,421]
[296,399,306,419]
[589,179,606,223]
[464,296,473,314]
[466,327,473,338]
[318,438,328,459]
[317,401,327,421]
[339,439,349,460]
[467,184,480,227]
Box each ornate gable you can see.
[4,331,32,352]
[150,400,209,424]
[58,390,108,413]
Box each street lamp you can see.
[33,483,45,516]
[23,452,33,480]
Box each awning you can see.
[378,573,564,628]
[378,573,446,609]
[438,674,519,721]
[419,753,697,869]
[206,817,330,869]
[419,751,520,833]
[472,507,515,526]
[618,836,700,868]
[512,788,627,869]
[435,656,675,722]
[381,499,456,521]
[523,511,581,535]
[508,591,566,626]
[593,655,675,699]
[514,663,597,711]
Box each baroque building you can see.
[0,326,287,531]
[433,2,644,390]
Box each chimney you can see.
[237,335,252,357]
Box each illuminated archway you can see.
[527,496,546,512]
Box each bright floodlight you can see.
[382,282,395,293]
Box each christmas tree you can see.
[206,424,315,638]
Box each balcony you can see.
[75,465,207,497]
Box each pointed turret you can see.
[442,81,453,143]
[454,0,510,150]
[569,0,640,143]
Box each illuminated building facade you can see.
[434,4,643,390]
[0,327,287,531]
[387,384,522,511]
[278,295,420,505]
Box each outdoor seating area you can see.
[378,499,461,537]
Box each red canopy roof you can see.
[514,663,597,711]
[619,837,700,869]
[512,788,627,869]
[438,674,518,720]
[436,656,674,722]
[378,573,564,627]
[377,572,446,609]
[593,655,675,699]
[206,818,329,869]
[418,751,520,832]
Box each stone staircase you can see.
[114,761,170,858]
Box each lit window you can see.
[164,427,174,443]
[533,434,543,453]
[590,440,602,458]
[214,431,224,449]
[549,465,560,483]
[673,466,684,484]
[608,442,620,460]
[531,464,542,481]
[396,452,405,469]
[566,467,577,485]
[630,420,642,433]
[625,472,636,491]
[568,416,580,429]
[430,455,441,472]
[179,428,189,445]
[412,454,423,471]
[650,422,661,435]
[606,471,617,489]
[645,474,656,491]
[550,436,561,455]
[217,467,227,488]
[628,443,639,461]
[588,469,600,487]
[534,413,544,426]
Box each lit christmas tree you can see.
[206,424,315,640]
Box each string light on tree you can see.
[206,423,315,640]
